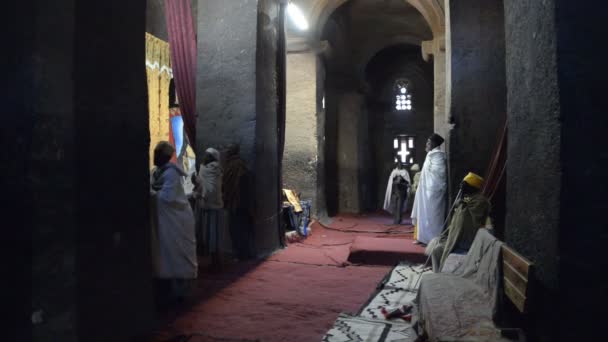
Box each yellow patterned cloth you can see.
[146,33,173,168]
[283,189,303,213]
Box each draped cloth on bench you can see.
[416,229,504,340]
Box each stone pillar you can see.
[12,1,77,339]
[8,0,154,339]
[74,0,154,338]
[284,52,318,215]
[197,0,258,163]
[505,0,605,339]
[337,90,365,213]
[445,0,506,196]
[197,0,282,255]
[254,0,282,255]
[422,37,448,140]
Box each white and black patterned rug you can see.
[359,288,418,321]
[322,313,416,342]
[358,262,431,317]
[324,263,431,342]
[382,263,431,291]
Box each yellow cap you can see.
[463,172,484,189]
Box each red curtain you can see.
[483,122,507,201]
[165,0,197,145]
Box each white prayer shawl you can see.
[151,165,198,279]
[411,147,447,244]
[196,161,223,209]
[383,168,411,213]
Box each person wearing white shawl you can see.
[193,147,224,269]
[411,133,447,245]
[383,162,411,224]
[150,141,197,304]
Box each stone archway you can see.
[307,0,444,40]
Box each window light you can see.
[287,3,309,31]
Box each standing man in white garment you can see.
[411,133,447,245]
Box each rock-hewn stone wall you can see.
[555,2,606,339]
[505,0,606,339]
[505,0,560,295]
[504,2,560,338]
[336,91,365,213]
[26,1,77,339]
[446,0,506,197]
[74,0,154,339]
[146,0,168,40]
[8,0,154,340]
[284,52,318,214]
[197,0,258,164]
[146,0,198,41]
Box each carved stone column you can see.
[422,36,448,140]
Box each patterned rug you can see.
[359,288,418,321]
[359,263,431,321]
[324,262,432,342]
[381,263,431,291]
[322,313,417,342]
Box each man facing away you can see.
[411,133,447,245]
[193,147,224,270]
[222,144,255,260]
[427,172,490,272]
[383,161,411,224]
[150,141,197,306]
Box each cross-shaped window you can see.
[393,135,416,165]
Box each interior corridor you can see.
[9,0,605,341]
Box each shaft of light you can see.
[287,3,309,31]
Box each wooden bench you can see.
[502,245,534,314]
[499,245,534,340]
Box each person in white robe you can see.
[383,162,411,224]
[411,133,447,245]
[150,141,198,304]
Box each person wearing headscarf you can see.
[192,147,223,269]
[383,161,411,224]
[222,144,255,260]
[411,133,447,245]
[150,141,197,304]
[425,172,491,272]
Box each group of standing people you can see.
[383,133,446,232]
[150,141,254,307]
[384,133,492,272]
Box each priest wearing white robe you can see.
[411,133,447,245]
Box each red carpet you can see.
[323,213,414,235]
[150,214,419,342]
